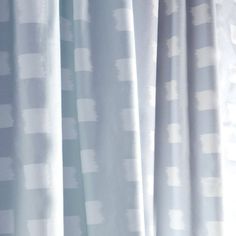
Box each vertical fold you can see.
[60,0,89,235]
[85,0,145,234]
[186,0,223,235]
[0,1,16,236]
[129,1,146,235]
[215,1,236,235]
[132,0,159,235]
[12,0,64,235]
[154,0,192,235]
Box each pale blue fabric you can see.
[0,0,226,235]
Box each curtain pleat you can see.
[12,0,63,235]
[0,0,226,236]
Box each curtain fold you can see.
[216,1,236,235]
[0,0,228,236]
[13,0,64,235]
[154,1,192,235]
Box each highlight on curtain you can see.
[0,0,235,235]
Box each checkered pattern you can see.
[0,0,226,235]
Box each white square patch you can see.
[195,47,215,68]
[164,0,178,15]
[206,221,223,236]
[167,123,182,143]
[191,4,211,25]
[0,157,14,181]
[27,219,51,236]
[0,51,10,76]
[0,104,13,128]
[195,90,216,111]
[166,36,180,57]
[113,9,134,31]
[200,133,219,154]
[123,159,141,182]
[165,80,178,101]
[85,201,104,225]
[166,166,181,187]
[24,163,51,189]
[80,149,98,173]
[152,0,158,17]
[17,0,47,23]
[115,58,136,81]
[73,0,90,21]
[74,48,92,72]
[201,177,222,197]
[18,53,45,79]
[168,209,185,230]
[22,108,50,134]
[0,210,14,234]
[77,99,97,122]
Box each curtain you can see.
[216,1,236,236]
[0,0,230,235]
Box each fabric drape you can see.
[0,0,229,235]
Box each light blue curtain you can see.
[0,0,226,235]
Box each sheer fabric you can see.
[0,0,233,235]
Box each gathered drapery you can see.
[0,0,235,235]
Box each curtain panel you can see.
[0,0,232,235]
